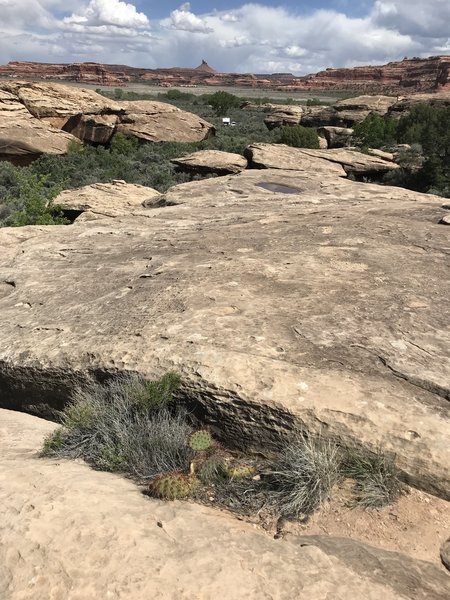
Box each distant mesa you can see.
[0,56,450,92]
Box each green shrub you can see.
[277,125,320,149]
[206,91,240,116]
[353,113,398,149]
[0,171,67,227]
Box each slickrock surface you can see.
[172,150,248,174]
[56,181,161,218]
[1,408,449,600]
[0,164,449,499]
[245,143,398,175]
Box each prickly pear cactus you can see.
[189,430,213,452]
[150,473,196,500]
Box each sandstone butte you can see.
[1,55,450,92]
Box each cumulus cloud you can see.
[64,0,149,29]
[162,3,213,34]
[0,1,449,74]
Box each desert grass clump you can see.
[264,434,341,517]
[342,446,403,508]
[42,372,194,480]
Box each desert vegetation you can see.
[42,373,403,522]
[354,104,450,196]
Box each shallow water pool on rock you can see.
[256,182,301,194]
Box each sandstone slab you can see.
[172,149,247,175]
[56,181,161,218]
[245,143,398,176]
[0,169,449,500]
[117,100,214,143]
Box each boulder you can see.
[263,104,303,129]
[56,181,161,219]
[172,150,247,175]
[2,408,449,600]
[0,169,449,499]
[0,80,121,118]
[318,126,354,148]
[333,95,397,124]
[245,143,399,176]
[117,100,214,143]
[0,90,77,164]
[301,105,341,127]
[0,81,215,154]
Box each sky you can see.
[1,1,450,75]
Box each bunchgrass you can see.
[42,372,193,480]
[263,434,342,517]
[342,446,403,508]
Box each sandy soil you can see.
[284,482,450,565]
[1,408,448,600]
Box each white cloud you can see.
[162,3,213,34]
[0,1,449,74]
[64,0,149,29]
[372,0,450,38]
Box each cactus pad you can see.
[189,430,213,452]
[150,473,196,500]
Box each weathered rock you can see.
[245,143,399,176]
[389,92,450,118]
[368,148,395,161]
[2,409,449,600]
[244,143,346,175]
[318,126,354,148]
[0,80,121,118]
[441,538,450,571]
[440,214,450,225]
[263,105,303,129]
[56,181,161,219]
[0,90,77,164]
[333,95,396,124]
[0,82,215,156]
[117,100,214,143]
[301,105,341,127]
[0,168,449,499]
[172,150,247,175]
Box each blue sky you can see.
[1,1,449,74]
